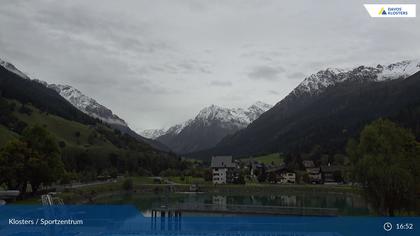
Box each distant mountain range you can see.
[189,59,420,159]
[141,102,272,154]
[0,58,170,152]
[293,60,420,96]
[3,57,420,160]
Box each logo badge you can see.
[378,7,387,15]
[364,4,416,17]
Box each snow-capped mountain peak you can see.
[167,119,193,134]
[251,101,272,109]
[0,59,30,79]
[196,104,223,119]
[0,58,128,127]
[144,102,272,153]
[140,129,167,140]
[48,84,127,126]
[248,101,272,113]
[294,59,420,95]
[140,119,193,139]
[195,105,248,124]
[379,60,420,80]
[143,102,272,140]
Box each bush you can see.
[58,141,66,148]
[122,178,134,191]
[18,104,33,115]
[159,168,180,177]
[80,170,97,183]
[109,169,118,179]
[203,169,212,182]
[137,168,151,176]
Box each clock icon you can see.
[383,222,393,231]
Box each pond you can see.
[94,190,371,216]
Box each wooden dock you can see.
[151,203,338,217]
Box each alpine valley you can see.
[188,59,420,159]
[2,57,420,162]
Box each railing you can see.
[41,194,64,206]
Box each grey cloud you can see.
[240,50,283,62]
[121,83,174,95]
[176,61,212,74]
[32,2,176,62]
[248,65,285,80]
[145,60,211,75]
[210,80,232,87]
[287,72,306,80]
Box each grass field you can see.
[14,105,102,147]
[0,101,131,157]
[238,153,284,166]
[167,176,208,185]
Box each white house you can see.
[211,156,237,184]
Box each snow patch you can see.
[139,129,167,139]
[0,59,30,79]
[48,84,128,126]
[294,59,420,95]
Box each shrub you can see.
[122,178,134,191]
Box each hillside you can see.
[189,64,420,159]
[47,83,128,126]
[0,66,96,125]
[0,97,182,176]
[0,63,183,179]
[1,59,170,153]
[238,153,284,166]
[0,124,17,147]
[47,82,171,152]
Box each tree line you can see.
[0,125,190,196]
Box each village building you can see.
[249,161,264,179]
[266,165,296,184]
[320,165,343,184]
[302,160,315,168]
[211,156,238,184]
[303,160,322,184]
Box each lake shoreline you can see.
[65,183,363,205]
[13,177,363,206]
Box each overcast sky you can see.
[0,0,419,131]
